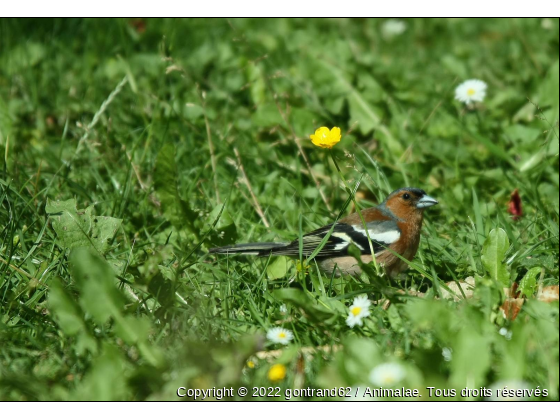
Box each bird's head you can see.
[383,187,438,219]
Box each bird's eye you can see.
[403,193,411,200]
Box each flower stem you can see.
[329,150,380,275]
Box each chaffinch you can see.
[210,187,438,278]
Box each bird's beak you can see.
[416,195,439,209]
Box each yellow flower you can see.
[247,360,256,369]
[268,363,287,382]
[310,127,341,149]
[295,260,310,274]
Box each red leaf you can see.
[507,189,522,220]
[500,298,524,321]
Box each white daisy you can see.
[381,19,407,39]
[455,79,487,105]
[346,295,371,328]
[369,362,406,387]
[487,380,531,401]
[266,327,293,345]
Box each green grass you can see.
[0,18,558,401]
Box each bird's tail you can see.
[209,242,290,256]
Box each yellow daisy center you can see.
[278,332,286,338]
[467,88,475,96]
[351,307,362,316]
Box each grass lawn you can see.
[0,18,558,401]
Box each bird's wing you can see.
[272,219,401,258]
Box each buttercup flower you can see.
[266,327,294,345]
[268,363,287,382]
[346,294,371,328]
[455,79,487,105]
[369,362,406,387]
[310,126,341,149]
[381,19,406,39]
[295,260,310,274]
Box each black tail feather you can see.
[209,242,289,256]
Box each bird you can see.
[209,187,438,278]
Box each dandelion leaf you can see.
[70,248,124,325]
[46,198,121,255]
[48,278,87,336]
[481,228,510,286]
[519,267,542,298]
[72,343,128,401]
[154,143,198,236]
[70,248,165,367]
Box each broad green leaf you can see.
[341,336,381,381]
[450,328,490,390]
[46,199,122,255]
[322,297,347,315]
[158,265,175,281]
[72,344,128,401]
[273,288,335,323]
[48,278,86,336]
[247,62,267,105]
[538,60,559,111]
[114,315,151,344]
[504,124,541,143]
[290,107,319,139]
[75,331,98,356]
[481,228,510,286]
[518,267,542,298]
[0,94,13,138]
[267,256,289,280]
[70,249,165,367]
[251,103,283,127]
[184,103,204,120]
[4,42,46,73]
[386,304,404,333]
[70,248,124,324]
[348,94,377,135]
[154,143,198,236]
[114,316,166,367]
